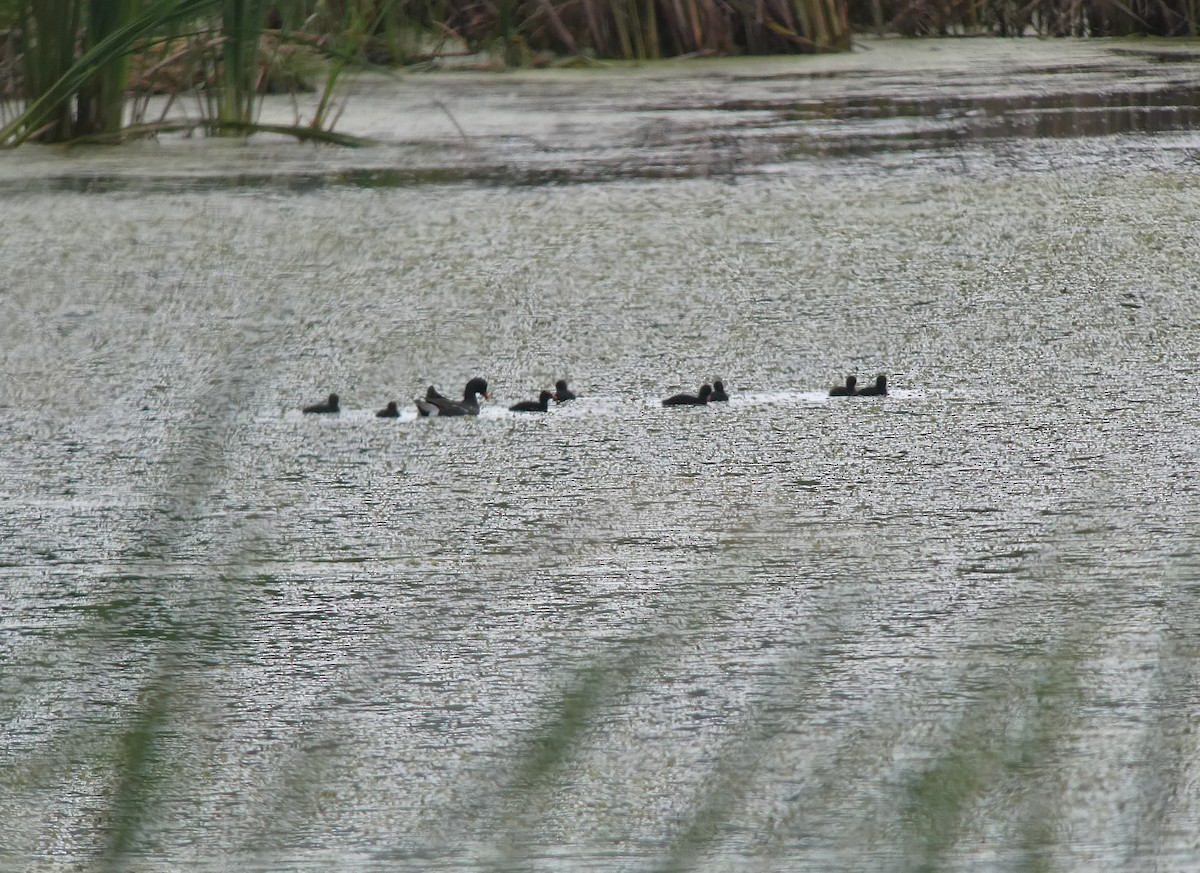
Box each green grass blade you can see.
[1,0,222,146]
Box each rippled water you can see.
[3,39,1200,873]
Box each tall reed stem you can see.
[76,0,139,136]
[218,0,264,131]
[24,0,82,140]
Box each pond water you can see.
[3,38,1200,872]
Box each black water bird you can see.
[303,393,339,414]
[376,401,400,418]
[829,375,857,397]
[510,390,554,413]
[415,377,490,417]
[662,384,713,407]
[553,380,577,403]
[709,380,729,402]
[856,374,888,396]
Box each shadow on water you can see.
[748,84,1200,156]
[19,163,717,195]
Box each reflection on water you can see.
[3,39,1200,873]
[777,84,1200,153]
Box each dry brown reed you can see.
[849,0,1200,35]
[438,0,852,61]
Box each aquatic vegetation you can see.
[3,0,213,145]
[0,0,851,148]
[3,111,1200,867]
[0,0,373,146]
[4,0,1200,149]
[855,0,1200,36]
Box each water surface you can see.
[2,38,1200,872]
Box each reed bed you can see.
[0,0,370,145]
[0,0,846,147]
[0,0,1197,147]
[850,0,1200,36]
[436,0,853,61]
